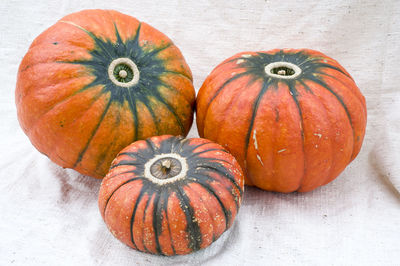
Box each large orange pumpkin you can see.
[196,49,367,192]
[98,135,244,255]
[15,9,195,178]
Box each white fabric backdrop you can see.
[1,0,399,265]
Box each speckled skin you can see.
[15,10,195,178]
[196,49,367,192]
[98,135,244,255]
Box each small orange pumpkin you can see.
[15,9,195,178]
[196,49,367,192]
[98,135,244,255]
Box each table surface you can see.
[1,0,399,265]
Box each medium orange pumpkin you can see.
[98,135,244,255]
[196,49,367,192]
[15,9,195,178]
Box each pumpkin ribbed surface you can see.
[196,49,367,192]
[15,9,195,178]
[98,135,244,255]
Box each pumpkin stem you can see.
[277,69,286,75]
[144,153,188,185]
[149,157,182,180]
[272,66,294,76]
[119,69,128,78]
[161,160,172,175]
[264,62,302,79]
[108,57,140,87]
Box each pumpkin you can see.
[15,9,195,178]
[196,49,367,192]
[98,135,244,255]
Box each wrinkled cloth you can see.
[1,0,399,265]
